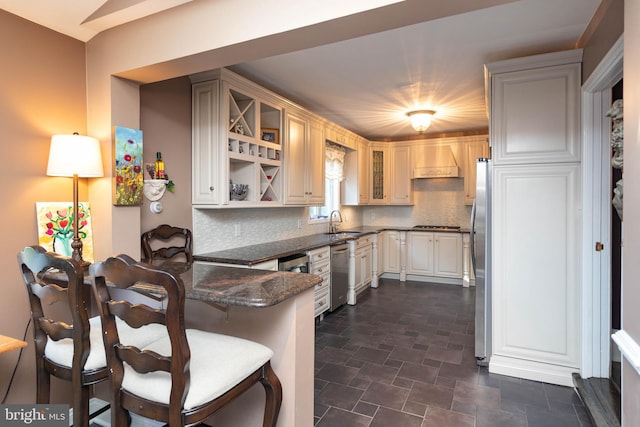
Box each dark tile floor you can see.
[314,278,593,427]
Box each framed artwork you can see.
[36,202,95,262]
[261,128,279,144]
[113,126,144,206]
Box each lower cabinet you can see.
[348,235,373,305]
[406,232,462,280]
[382,230,401,274]
[307,246,331,318]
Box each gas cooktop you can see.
[413,225,461,231]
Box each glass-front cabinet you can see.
[369,144,388,204]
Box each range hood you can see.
[412,145,460,178]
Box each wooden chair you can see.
[18,246,166,427]
[89,254,282,427]
[141,224,193,263]
[18,245,107,427]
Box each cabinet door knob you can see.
[209,186,215,191]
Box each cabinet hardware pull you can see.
[209,186,214,191]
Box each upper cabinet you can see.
[463,136,490,205]
[342,137,369,205]
[283,108,325,205]
[369,144,389,205]
[389,144,413,205]
[191,70,284,207]
[192,80,221,205]
[486,50,581,165]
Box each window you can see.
[310,144,345,221]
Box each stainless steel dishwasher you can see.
[330,243,349,311]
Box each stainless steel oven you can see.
[277,253,309,273]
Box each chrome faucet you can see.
[329,210,343,234]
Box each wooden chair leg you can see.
[35,369,50,404]
[260,363,282,427]
[73,385,91,427]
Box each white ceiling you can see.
[0,0,600,140]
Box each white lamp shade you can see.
[47,134,104,177]
[407,110,436,133]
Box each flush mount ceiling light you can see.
[406,109,436,133]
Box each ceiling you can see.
[0,0,601,140]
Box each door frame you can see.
[581,35,623,378]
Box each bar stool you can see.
[18,246,165,427]
[90,254,282,426]
[141,224,193,263]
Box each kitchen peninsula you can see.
[158,262,320,427]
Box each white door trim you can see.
[580,34,623,378]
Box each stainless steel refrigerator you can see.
[470,158,492,366]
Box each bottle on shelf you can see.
[155,152,165,179]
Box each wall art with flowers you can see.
[36,202,95,262]
[113,126,144,206]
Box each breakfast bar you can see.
[45,261,320,427]
[130,261,321,427]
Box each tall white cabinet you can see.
[486,49,582,386]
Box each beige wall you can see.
[139,76,193,249]
[623,0,640,422]
[0,10,88,403]
[582,0,624,81]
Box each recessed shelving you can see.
[225,82,283,205]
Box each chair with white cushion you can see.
[18,246,166,427]
[89,254,282,427]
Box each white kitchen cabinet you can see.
[485,49,582,386]
[488,51,581,166]
[490,163,581,384]
[433,233,463,278]
[463,136,490,205]
[192,80,221,205]
[342,138,369,205]
[308,246,331,318]
[369,144,388,204]
[389,145,413,205]
[283,109,325,205]
[382,230,401,274]
[348,235,373,305]
[406,232,434,275]
[406,232,463,280]
[191,70,284,207]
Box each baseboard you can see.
[489,354,577,386]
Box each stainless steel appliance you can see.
[330,243,349,311]
[278,253,309,273]
[470,158,492,366]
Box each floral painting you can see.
[36,202,95,262]
[113,126,143,206]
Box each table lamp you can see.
[47,133,104,266]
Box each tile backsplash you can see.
[193,178,471,253]
[193,205,361,253]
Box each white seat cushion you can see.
[45,316,166,371]
[121,329,274,410]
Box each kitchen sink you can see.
[326,231,361,239]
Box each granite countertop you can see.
[138,261,322,308]
[183,262,320,307]
[194,225,470,266]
